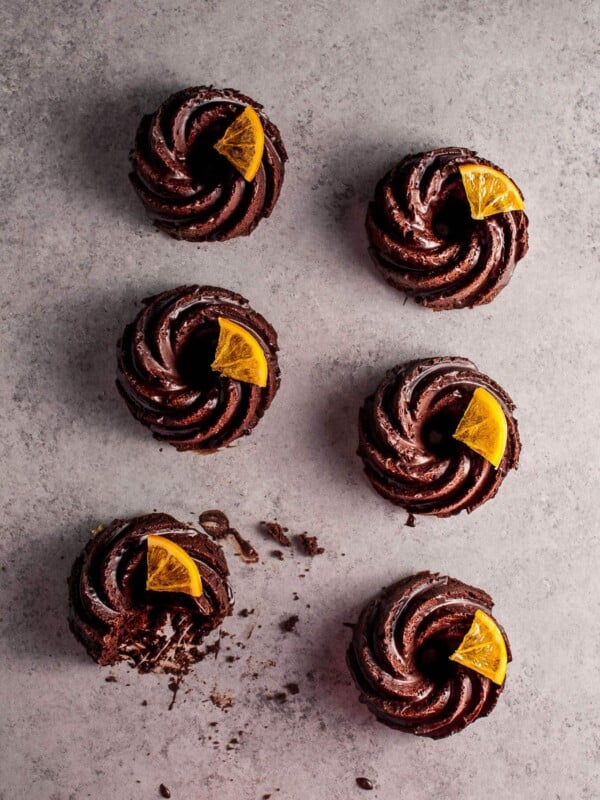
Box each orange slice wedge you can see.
[214,106,265,182]
[146,535,203,597]
[449,609,508,685]
[211,317,268,387]
[459,164,525,220]
[453,387,507,468]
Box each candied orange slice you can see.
[146,535,202,597]
[459,163,525,220]
[449,609,508,685]
[211,317,268,387]
[453,387,507,468]
[214,106,265,182]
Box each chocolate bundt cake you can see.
[130,86,287,241]
[68,513,233,673]
[366,147,528,309]
[347,571,511,738]
[358,357,520,516]
[116,285,280,453]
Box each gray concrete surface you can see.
[1,1,599,798]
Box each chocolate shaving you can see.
[228,528,259,563]
[356,777,374,790]
[297,533,324,556]
[159,784,171,798]
[167,675,183,711]
[405,512,416,528]
[198,509,230,539]
[260,521,291,547]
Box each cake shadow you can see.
[23,284,164,442]
[306,356,414,493]
[48,81,180,228]
[3,519,92,664]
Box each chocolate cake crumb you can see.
[104,675,117,682]
[280,615,299,633]
[198,509,230,538]
[356,777,374,790]
[405,512,416,528]
[159,784,171,798]
[260,521,291,547]
[239,608,254,617]
[141,700,148,706]
[210,689,233,710]
[270,692,287,704]
[225,655,236,663]
[271,549,285,560]
[263,795,272,799]
[297,533,324,556]
[284,682,300,695]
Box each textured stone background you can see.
[1,1,599,798]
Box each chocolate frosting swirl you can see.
[366,147,529,309]
[358,357,520,516]
[347,571,511,738]
[68,513,233,673]
[116,285,280,453]
[129,86,287,241]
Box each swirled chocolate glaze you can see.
[358,357,520,516]
[130,86,287,241]
[116,285,280,453]
[347,571,511,738]
[366,147,528,309]
[68,513,233,673]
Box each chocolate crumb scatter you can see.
[104,675,117,683]
[356,777,374,790]
[297,533,324,556]
[285,682,300,695]
[405,512,416,528]
[280,615,299,633]
[159,784,171,798]
[260,521,292,547]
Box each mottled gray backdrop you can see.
[1,1,599,798]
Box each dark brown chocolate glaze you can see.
[116,285,280,453]
[130,86,287,241]
[347,571,511,739]
[68,513,233,673]
[358,357,520,516]
[366,147,528,309]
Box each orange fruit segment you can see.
[146,534,203,597]
[453,387,507,468]
[211,317,268,387]
[459,164,525,220]
[214,106,265,182]
[449,609,508,685]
